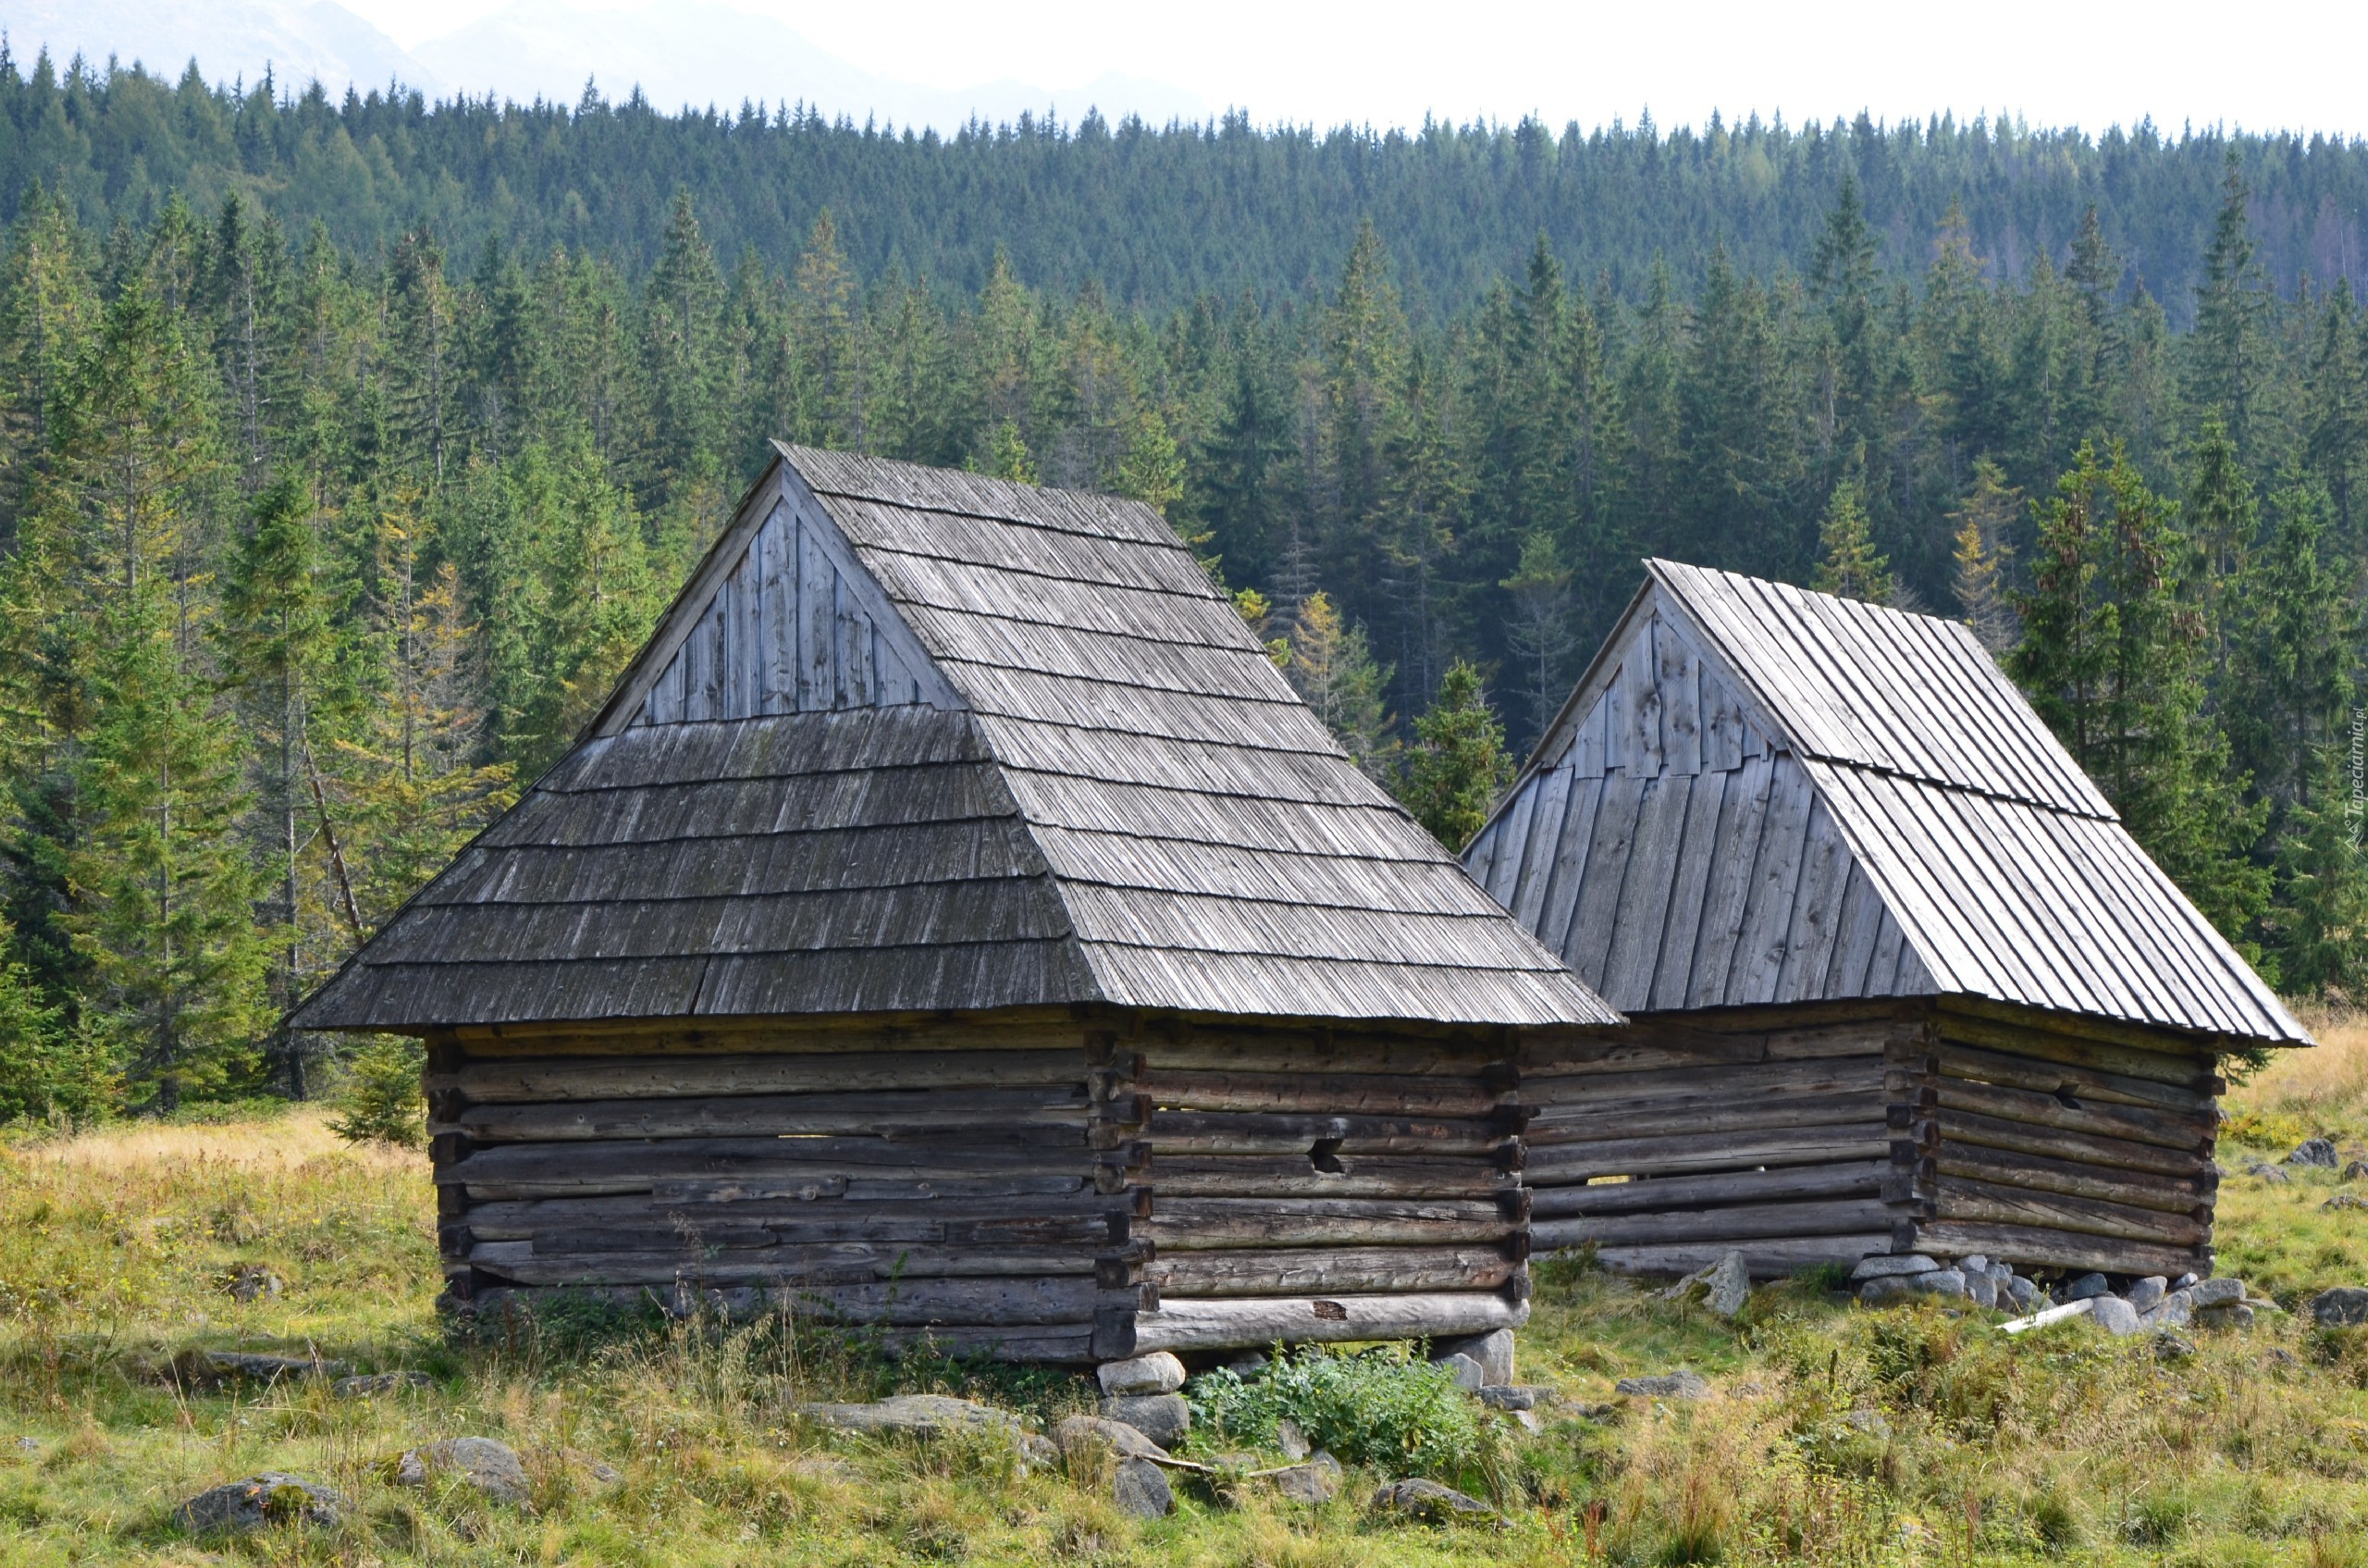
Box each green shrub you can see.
[1186,1343,1480,1475]
[327,1035,426,1146]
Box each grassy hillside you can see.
[6,1024,2368,1565]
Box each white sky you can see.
[341,0,2368,137]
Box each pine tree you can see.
[1282,590,1396,779]
[1399,661,1511,850]
[2269,747,2368,996]
[1813,471,1889,602]
[2183,412,2256,663]
[1950,457,2018,650]
[2226,474,2357,813]
[2190,156,2267,463]
[1194,323,1294,586]
[2307,279,2368,537]
[1500,529,1578,744]
[0,911,109,1124]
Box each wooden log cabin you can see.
[292,444,1617,1364]
[1462,560,2310,1282]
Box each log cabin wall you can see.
[428,1013,1145,1364]
[1521,999,2221,1281]
[1121,1019,1530,1356]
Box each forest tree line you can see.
[0,142,2363,1122]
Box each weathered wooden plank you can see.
[1509,765,1575,932]
[471,1243,1109,1287]
[1775,797,1856,1003]
[1936,1107,2211,1179]
[1599,773,1694,1006]
[1523,1015,1894,1079]
[1933,1079,2215,1153]
[1565,772,1646,992]
[765,1278,1146,1327]
[1929,1175,2209,1247]
[1702,662,1745,772]
[448,1049,1088,1104]
[835,577,875,708]
[1134,1068,1505,1118]
[1141,1197,1520,1250]
[1143,1109,1509,1156]
[1128,1291,1523,1352]
[1524,1125,1892,1182]
[1659,615,1702,776]
[1137,1033,1501,1079]
[1572,696,1606,779]
[1628,625,1664,778]
[1528,1159,1887,1218]
[1685,751,1776,1005]
[442,1134,1098,1189]
[1929,1142,2213,1216]
[797,519,836,711]
[1522,1052,1886,1108]
[1908,1219,2202,1279]
[1483,775,1540,906]
[1725,757,1817,1006]
[1931,1009,2217,1091]
[1536,1198,1896,1249]
[1540,772,1607,958]
[1587,1234,1893,1280]
[1150,1154,1516,1200]
[1821,863,1888,997]
[1932,1042,2214,1114]
[1525,1090,1889,1145]
[458,1087,1092,1142]
[1151,1245,1517,1297]
[1648,766,1728,1012]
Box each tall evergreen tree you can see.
[1398,661,1511,850]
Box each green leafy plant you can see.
[1186,1343,1480,1475]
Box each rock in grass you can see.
[1275,1417,1311,1461]
[1266,1452,1342,1504]
[1053,1414,1166,1462]
[2126,1277,2168,1313]
[1435,1352,1485,1391]
[2343,1161,2368,1182]
[2059,1273,2111,1303]
[1095,1352,1185,1397]
[393,1438,532,1506]
[1699,1250,1752,1317]
[174,1473,346,1535]
[332,1371,433,1399]
[2005,1277,2041,1312]
[2140,1293,2194,1331]
[796,1394,1019,1438]
[1111,1457,1173,1519]
[2190,1278,2247,1307]
[1476,1385,1538,1411]
[2288,1138,2340,1168]
[2089,1296,2142,1337]
[2199,1303,2257,1330]
[1965,1273,1999,1309]
[1433,1327,1515,1386]
[1371,1476,1499,1525]
[1850,1253,1939,1281]
[2152,1333,2198,1362]
[2249,1162,2291,1184]
[170,1350,348,1388]
[2310,1286,2368,1327]
[2324,1193,2368,1213]
[223,1265,281,1303]
[1614,1369,1709,1401]
[1100,1394,1190,1448]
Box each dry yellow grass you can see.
[15,1107,421,1176]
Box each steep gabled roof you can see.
[1465,559,2306,1047]
[295,446,1615,1031]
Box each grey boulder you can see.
[1965,1273,1999,1309]
[2140,1292,2194,1331]
[2310,1286,2368,1327]
[1435,1352,1486,1391]
[2288,1138,2340,1168]
[2199,1303,2257,1330]
[171,1350,348,1388]
[1663,1249,1751,1317]
[333,1370,434,1399]
[1276,1417,1311,1461]
[1372,1476,1499,1525]
[1615,1369,1709,1401]
[1096,1352,1186,1397]
[2088,1296,2142,1337]
[796,1394,1019,1437]
[393,1438,532,1506]
[1433,1328,1515,1385]
[2191,1278,2248,1307]
[1851,1254,1939,1280]
[1052,1414,1166,1462]
[2249,1162,2292,1183]
[175,1473,346,1535]
[2059,1273,2111,1303]
[2005,1276,2041,1311]
[2125,1277,2168,1314]
[1111,1457,1174,1519]
[1476,1385,1540,1412]
[1101,1393,1190,1448]
[1266,1452,1342,1505]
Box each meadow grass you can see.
[8,1045,2368,1563]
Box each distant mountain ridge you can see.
[3,0,1206,129]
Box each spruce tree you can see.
[1399,661,1511,850]
[1950,458,2018,650]
[1813,472,1889,602]
[1283,590,1396,779]
[2189,156,2267,463]
[1500,529,1579,743]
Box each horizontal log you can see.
[456,1017,1092,1057]
[654,1174,1104,1204]
[1129,1290,1525,1352]
[1151,1154,1516,1200]
[1528,1160,1889,1218]
[468,1241,1128,1288]
[466,1191,1141,1241]
[865,1325,1098,1364]
[1930,1142,2214,1216]
[1132,1068,1507,1117]
[1523,1017,1902,1077]
[458,1087,1091,1142]
[766,1278,1148,1327]
[1932,1006,2217,1090]
[1931,1042,2214,1114]
[1526,1091,1890,1145]
[1522,1055,1887,1110]
[1151,1244,1517,1297]
[443,1049,1089,1104]
[1137,1034,1502,1079]
[1142,1196,1521,1250]
[1929,1175,2209,1247]
[1586,1233,1894,1280]
[1145,1109,1511,1156]
[1934,1079,2214,1152]
[1524,1125,1893,1182]
[1909,1218,2203,1279]
[1535,1198,1899,1250]
[1937,1107,2212,1179]
[439,1135,1098,1188]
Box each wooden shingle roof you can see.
[295,446,1615,1031]
[1464,560,2307,1048]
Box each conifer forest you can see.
[2,53,2366,1118]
